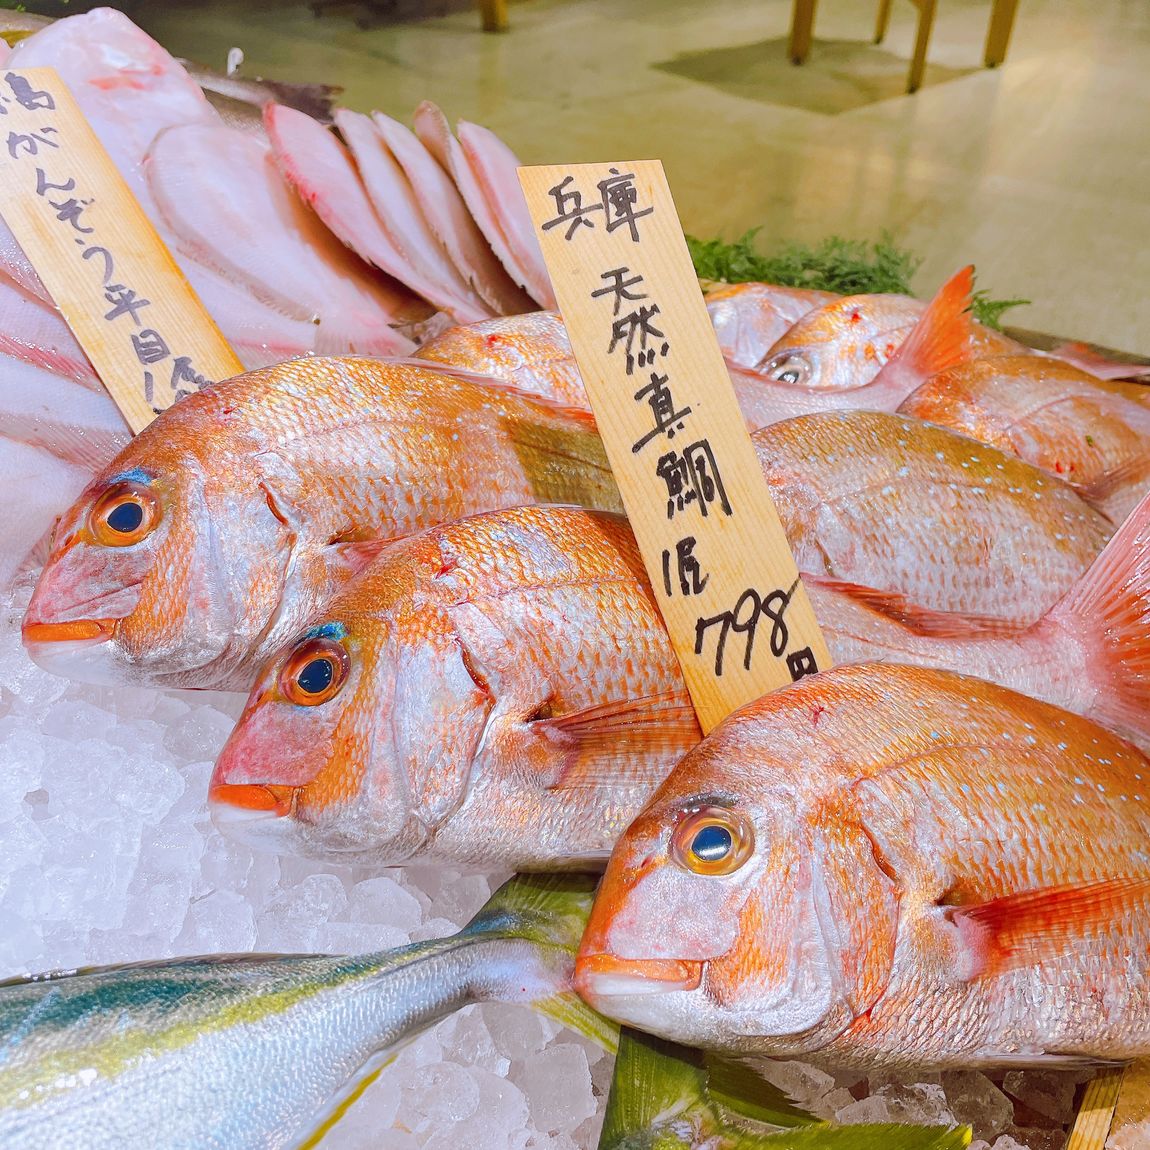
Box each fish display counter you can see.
[3,6,1150,1150]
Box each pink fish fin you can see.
[872,266,976,397]
[538,691,701,789]
[326,537,394,579]
[1051,340,1150,382]
[1078,456,1150,513]
[806,575,1023,638]
[1044,486,1150,743]
[950,876,1150,979]
[391,357,594,419]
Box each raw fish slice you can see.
[266,104,484,326]
[0,216,48,302]
[0,354,130,469]
[456,120,556,309]
[0,436,89,589]
[7,8,218,210]
[373,110,532,315]
[147,122,423,356]
[180,262,316,369]
[413,102,545,308]
[0,273,101,389]
[333,108,492,323]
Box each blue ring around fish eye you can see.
[106,500,144,534]
[691,823,733,863]
[296,656,335,695]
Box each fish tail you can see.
[874,265,976,397]
[1049,487,1150,742]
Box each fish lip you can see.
[208,782,296,819]
[574,953,703,999]
[21,618,118,644]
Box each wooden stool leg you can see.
[875,0,893,44]
[907,0,935,92]
[984,0,1020,66]
[479,0,508,33]
[789,0,818,64]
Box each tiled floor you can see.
[134,0,1149,352]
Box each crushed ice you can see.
[0,572,1097,1147]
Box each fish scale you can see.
[757,410,1112,621]
[577,663,1150,1068]
[23,358,620,690]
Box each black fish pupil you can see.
[297,657,334,695]
[692,824,733,862]
[107,501,144,534]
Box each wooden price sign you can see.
[0,68,243,432]
[518,159,830,732]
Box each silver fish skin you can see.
[0,875,604,1150]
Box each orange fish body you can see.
[413,311,589,409]
[208,506,699,867]
[209,485,1150,867]
[900,355,1150,524]
[577,662,1150,1068]
[703,282,837,370]
[757,292,925,388]
[757,410,1112,621]
[22,358,619,690]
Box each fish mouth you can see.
[574,952,704,1000]
[21,618,124,683]
[22,618,118,644]
[209,782,296,819]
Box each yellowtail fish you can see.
[22,357,618,691]
[0,874,611,1150]
[576,663,1150,1069]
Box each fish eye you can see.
[768,354,809,386]
[670,806,755,876]
[89,481,160,547]
[280,637,350,706]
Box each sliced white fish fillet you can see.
[0,217,49,303]
[456,119,556,309]
[0,353,130,469]
[373,110,533,316]
[265,104,485,326]
[147,122,423,356]
[0,273,101,389]
[7,7,217,211]
[331,108,493,323]
[415,102,547,307]
[0,436,90,589]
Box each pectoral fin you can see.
[533,691,702,789]
[950,875,1150,979]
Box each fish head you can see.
[22,406,292,689]
[575,720,899,1055]
[755,296,916,390]
[208,539,494,864]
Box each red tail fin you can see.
[1047,487,1150,743]
[871,266,975,400]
